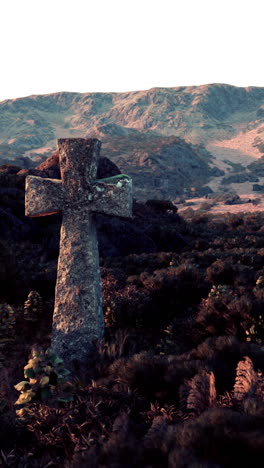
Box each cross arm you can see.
[89,174,132,218]
[25,175,65,217]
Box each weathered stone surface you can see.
[25,138,132,367]
[89,175,132,217]
[25,177,64,217]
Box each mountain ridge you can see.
[1,83,264,200]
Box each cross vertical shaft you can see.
[51,138,103,364]
[52,209,104,364]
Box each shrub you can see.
[169,407,264,467]
[109,352,168,400]
[145,199,178,213]
[197,285,251,338]
[197,201,213,212]
[206,259,237,285]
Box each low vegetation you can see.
[1,177,264,465]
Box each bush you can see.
[145,199,178,213]
[196,285,251,338]
[206,259,237,285]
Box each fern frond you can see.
[186,370,216,416]
[233,356,256,402]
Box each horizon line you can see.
[1,82,264,104]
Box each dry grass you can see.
[178,194,264,215]
[208,126,263,162]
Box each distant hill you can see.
[1,84,264,200]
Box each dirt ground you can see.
[177,193,264,215]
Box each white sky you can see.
[0,0,263,101]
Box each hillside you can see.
[1,84,264,199]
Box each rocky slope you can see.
[1,84,264,199]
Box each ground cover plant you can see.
[1,165,264,466]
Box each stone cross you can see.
[25,138,132,367]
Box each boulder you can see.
[253,184,264,192]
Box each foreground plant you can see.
[245,276,264,344]
[14,347,73,415]
[23,290,43,322]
